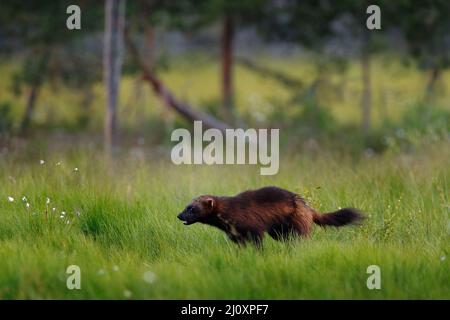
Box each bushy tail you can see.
[313,208,365,227]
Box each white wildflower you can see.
[46,197,50,205]
[26,203,30,209]
[123,290,132,298]
[7,196,14,202]
[40,160,45,165]
[74,167,79,172]
[22,196,27,203]
[143,271,156,284]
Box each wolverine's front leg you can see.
[246,230,264,249]
[227,230,263,248]
[227,232,245,245]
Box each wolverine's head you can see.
[177,195,216,225]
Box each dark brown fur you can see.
[177,186,364,246]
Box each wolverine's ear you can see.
[205,197,214,208]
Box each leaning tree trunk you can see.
[124,28,231,132]
[104,0,126,153]
[360,34,372,137]
[221,14,234,119]
[237,57,304,89]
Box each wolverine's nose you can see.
[177,213,184,220]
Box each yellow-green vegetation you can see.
[1,54,449,132]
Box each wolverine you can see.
[177,186,364,246]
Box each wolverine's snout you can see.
[177,205,199,225]
[177,212,192,225]
[177,213,186,223]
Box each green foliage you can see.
[291,97,336,137]
[386,0,450,70]
[185,0,268,29]
[381,103,450,152]
[400,103,450,135]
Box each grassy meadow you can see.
[0,141,448,299]
[0,55,449,299]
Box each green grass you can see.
[0,140,448,299]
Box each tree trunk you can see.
[360,36,372,136]
[19,51,50,135]
[20,82,41,134]
[221,14,234,118]
[425,66,440,101]
[143,25,155,72]
[78,87,94,128]
[104,0,126,153]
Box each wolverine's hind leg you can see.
[269,216,312,240]
[290,218,312,238]
[290,197,315,238]
[290,210,314,238]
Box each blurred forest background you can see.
[0,0,448,158]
